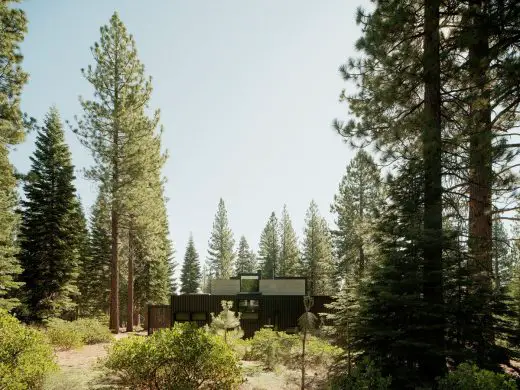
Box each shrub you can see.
[45,318,83,350]
[105,322,243,389]
[0,309,57,390]
[245,328,342,370]
[298,336,343,368]
[327,358,392,390]
[245,328,299,369]
[44,317,112,349]
[437,363,517,390]
[73,318,113,344]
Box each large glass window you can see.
[175,312,190,321]
[191,312,207,321]
[240,275,259,292]
[238,299,259,319]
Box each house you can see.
[148,271,333,337]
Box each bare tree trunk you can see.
[127,219,134,332]
[110,208,119,333]
[301,329,307,390]
[422,0,444,379]
[467,0,494,354]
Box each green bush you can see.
[45,318,84,350]
[327,358,392,390]
[0,309,57,390]
[105,322,243,389]
[244,328,342,370]
[44,317,112,350]
[73,318,113,344]
[245,328,299,369]
[438,363,517,390]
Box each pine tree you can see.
[19,107,81,320]
[74,13,170,332]
[301,201,334,296]
[278,205,300,276]
[0,0,29,311]
[70,197,89,312]
[207,199,235,279]
[235,236,257,274]
[258,212,279,279]
[355,161,427,388]
[77,188,111,317]
[180,235,201,294]
[331,150,382,278]
[333,0,446,379]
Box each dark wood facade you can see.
[157,294,333,338]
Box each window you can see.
[241,312,259,320]
[175,312,190,321]
[238,299,259,320]
[240,275,259,292]
[191,312,207,321]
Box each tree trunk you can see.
[467,0,494,356]
[301,329,307,390]
[422,0,445,380]
[110,208,119,333]
[127,220,134,332]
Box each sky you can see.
[11,0,371,270]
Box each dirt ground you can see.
[44,332,324,390]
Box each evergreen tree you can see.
[258,212,279,279]
[75,13,170,332]
[235,236,256,274]
[278,205,300,276]
[180,235,201,294]
[207,199,235,279]
[301,201,334,296]
[201,262,212,294]
[333,0,446,379]
[77,188,111,316]
[355,161,427,388]
[70,197,89,311]
[0,0,29,311]
[19,107,80,320]
[331,150,382,278]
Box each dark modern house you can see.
[148,272,332,337]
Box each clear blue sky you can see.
[11,0,370,270]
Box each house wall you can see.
[168,294,333,338]
[259,279,306,295]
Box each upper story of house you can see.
[210,271,306,296]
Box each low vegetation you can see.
[0,309,57,390]
[437,363,518,390]
[44,317,113,350]
[104,322,242,389]
[244,328,342,372]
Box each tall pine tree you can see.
[258,212,279,279]
[19,107,81,320]
[180,234,201,294]
[301,201,334,296]
[0,0,28,311]
[75,13,170,331]
[331,150,382,278]
[278,205,300,277]
[207,198,235,279]
[235,236,257,274]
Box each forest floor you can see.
[43,331,326,390]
